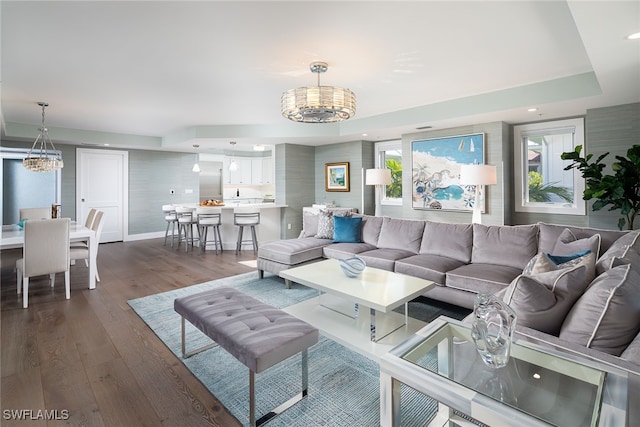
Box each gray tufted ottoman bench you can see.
[174,287,319,427]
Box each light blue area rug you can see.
[128,272,441,426]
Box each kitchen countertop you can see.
[190,202,287,209]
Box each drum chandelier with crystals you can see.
[281,62,356,123]
[22,102,64,172]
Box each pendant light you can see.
[23,102,64,172]
[192,145,200,173]
[228,141,238,171]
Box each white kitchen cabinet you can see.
[224,155,272,185]
[251,158,263,184]
[262,156,273,184]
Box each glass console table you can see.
[380,317,630,427]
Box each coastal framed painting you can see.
[325,162,350,192]
[411,133,485,211]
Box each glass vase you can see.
[471,292,517,369]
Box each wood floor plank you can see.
[86,357,163,427]
[0,308,39,377]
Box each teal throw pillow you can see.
[333,216,362,243]
[547,250,591,265]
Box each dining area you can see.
[1,207,103,308]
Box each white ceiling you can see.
[1,1,639,153]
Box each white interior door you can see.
[76,148,128,243]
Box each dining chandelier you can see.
[281,62,356,123]
[23,102,64,172]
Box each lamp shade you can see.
[459,164,497,186]
[366,168,392,186]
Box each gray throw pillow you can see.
[503,265,588,335]
[314,209,351,239]
[302,212,319,238]
[559,264,640,356]
[523,251,596,284]
[596,231,640,275]
[553,228,601,258]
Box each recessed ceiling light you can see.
[528,108,538,112]
[627,32,640,40]
[362,133,368,137]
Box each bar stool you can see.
[162,204,178,247]
[196,207,222,254]
[233,207,260,255]
[175,206,198,252]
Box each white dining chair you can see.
[196,206,222,254]
[16,218,71,308]
[70,210,105,282]
[18,207,52,221]
[70,208,98,250]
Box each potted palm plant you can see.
[561,144,640,230]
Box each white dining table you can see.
[1,221,98,290]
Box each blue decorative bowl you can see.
[339,256,366,278]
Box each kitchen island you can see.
[197,202,287,252]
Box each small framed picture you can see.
[325,162,350,192]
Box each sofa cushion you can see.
[445,263,522,295]
[538,222,627,257]
[356,248,418,271]
[471,223,538,269]
[395,254,466,284]
[376,217,425,254]
[560,264,640,356]
[596,231,640,275]
[257,238,332,265]
[323,242,377,260]
[420,221,473,263]
[503,266,588,336]
[333,216,362,243]
[353,214,384,246]
[552,228,601,258]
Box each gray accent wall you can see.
[399,122,512,225]
[129,150,199,234]
[276,143,315,239]
[585,103,640,230]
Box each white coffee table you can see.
[280,259,435,360]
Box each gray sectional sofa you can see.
[257,211,640,373]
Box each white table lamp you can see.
[459,164,497,224]
[366,168,392,216]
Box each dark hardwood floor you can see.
[1,238,259,426]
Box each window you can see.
[375,141,402,206]
[514,118,585,215]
